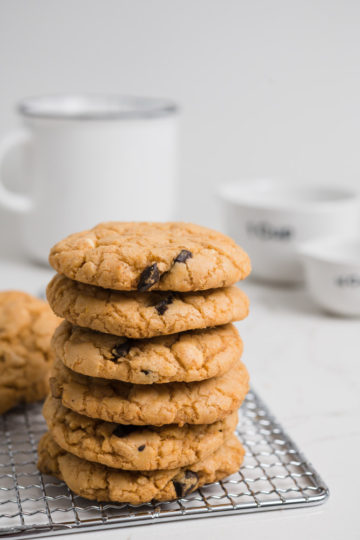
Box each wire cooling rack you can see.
[0,390,329,539]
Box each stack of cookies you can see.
[38,222,251,504]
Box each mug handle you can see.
[0,130,33,213]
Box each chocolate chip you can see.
[111,341,132,361]
[174,250,192,264]
[172,481,183,498]
[154,294,173,315]
[141,369,151,375]
[172,470,199,498]
[137,263,160,291]
[112,425,138,438]
[138,444,145,452]
[185,470,198,482]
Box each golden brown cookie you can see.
[50,357,249,426]
[46,274,249,339]
[38,432,244,503]
[52,321,243,384]
[43,396,238,470]
[49,222,251,292]
[0,291,61,414]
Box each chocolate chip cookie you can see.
[38,432,244,503]
[0,291,61,414]
[46,274,249,339]
[50,357,249,426]
[49,222,251,292]
[43,396,238,470]
[52,321,243,384]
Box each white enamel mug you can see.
[220,179,360,284]
[0,94,178,263]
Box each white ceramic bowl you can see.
[299,236,360,316]
[219,179,360,283]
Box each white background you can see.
[0,3,359,538]
[1,0,360,238]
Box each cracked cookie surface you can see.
[49,222,251,292]
[43,396,238,470]
[47,274,249,339]
[52,321,243,384]
[38,432,244,503]
[0,291,61,414]
[50,357,249,426]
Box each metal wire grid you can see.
[0,390,329,539]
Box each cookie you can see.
[0,291,61,414]
[50,357,249,426]
[38,432,244,503]
[43,396,238,470]
[46,274,249,339]
[49,222,251,292]
[52,321,243,384]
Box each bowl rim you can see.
[219,179,359,212]
[298,235,360,266]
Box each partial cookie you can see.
[43,396,238,470]
[0,291,61,414]
[47,274,249,339]
[52,321,243,384]
[49,222,251,292]
[50,357,249,426]
[38,432,244,503]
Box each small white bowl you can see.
[299,236,360,317]
[219,179,360,284]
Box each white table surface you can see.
[1,258,359,540]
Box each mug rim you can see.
[18,93,178,120]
